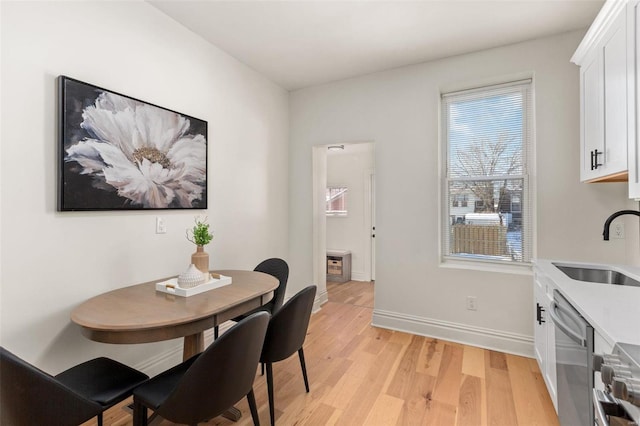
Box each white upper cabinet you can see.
[603,14,628,175]
[629,0,640,199]
[573,3,628,183]
[581,50,603,180]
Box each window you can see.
[326,186,348,216]
[452,194,468,207]
[441,80,533,265]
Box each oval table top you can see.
[71,270,278,345]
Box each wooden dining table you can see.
[71,269,277,423]
[71,270,278,361]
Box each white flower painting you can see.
[59,76,207,210]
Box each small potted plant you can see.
[186,217,213,276]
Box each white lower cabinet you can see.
[533,270,558,411]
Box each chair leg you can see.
[214,325,219,339]
[298,348,310,393]
[98,413,103,426]
[133,400,148,426]
[261,362,265,376]
[247,388,260,426]
[266,362,275,426]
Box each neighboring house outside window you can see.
[441,80,533,266]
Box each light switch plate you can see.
[156,217,167,234]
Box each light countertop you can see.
[534,259,640,348]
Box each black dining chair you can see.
[132,311,270,426]
[214,258,289,339]
[0,346,149,426]
[260,285,317,426]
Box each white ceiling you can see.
[149,0,604,91]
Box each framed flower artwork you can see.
[58,76,208,211]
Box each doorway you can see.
[313,142,375,306]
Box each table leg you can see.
[183,332,204,360]
[183,331,242,422]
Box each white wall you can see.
[289,31,640,356]
[326,143,374,281]
[0,1,289,374]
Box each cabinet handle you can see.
[536,303,545,325]
[591,149,603,170]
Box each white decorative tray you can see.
[155,274,232,297]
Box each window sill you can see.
[440,256,533,276]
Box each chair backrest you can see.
[254,258,289,312]
[261,285,317,363]
[0,347,101,426]
[155,311,270,424]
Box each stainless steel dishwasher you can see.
[550,290,595,426]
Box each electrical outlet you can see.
[466,296,477,311]
[613,223,625,239]
[156,217,167,234]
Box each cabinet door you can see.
[602,12,628,176]
[581,50,603,181]
[580,9,628,182]
[533,280,546,368]
[630,0,640,199]
[544,300,557,411]
[533,272,558,411]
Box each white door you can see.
[370,172,376,281]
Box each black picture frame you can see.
[58,76,208,211]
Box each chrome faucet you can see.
[603,210,640,240]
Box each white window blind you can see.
[442,80,533,264]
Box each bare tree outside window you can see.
[453,133,521,214]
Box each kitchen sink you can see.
[553,264,640,287]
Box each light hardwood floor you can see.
[84,280,558,426]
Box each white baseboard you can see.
[315,289,329,312]
[350,271,368,281]
[372,309,534,358]
[132,324,235,377]
[133,344,182,377]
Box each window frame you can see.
[440,79,534,271]
[451,194,468,208]
[326,186,348,217]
